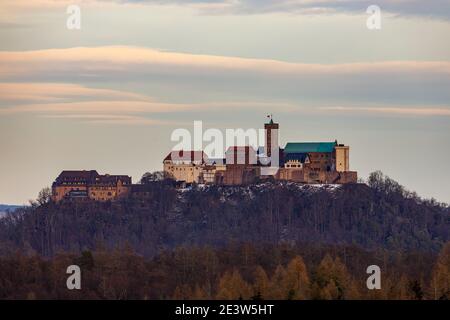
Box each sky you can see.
[0,0,449,204]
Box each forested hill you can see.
[0,172,448,257]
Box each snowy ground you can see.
[177,182,343,201]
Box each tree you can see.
[367,171,404,196]
[172,285,193,300]
[216,269,251,300]
[140,171,165,184]
[284,256,310,300]
[268,265,287,299]
[391,274,412,300]
[409,280,424,300]
[253,266,269,299]
[192,285,209,300]
[312,255,354,300]
[36,187,52,206]
[430,242,450,300]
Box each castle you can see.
[51,118,357,202]
[163,118,357,186]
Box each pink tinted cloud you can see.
[320,106,450,117]
[1,46,450,79]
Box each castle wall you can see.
[52,185,88,202]
[277,168,306,182]
[163,162,202,184]
[308,152,333,171]
[277,167,357,184]
[221,165,260,185]
[335,146,350,172]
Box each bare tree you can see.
[37,187,52,205]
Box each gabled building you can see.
[284,142,336,171]
[284,152,310,169]
[51,170,97,202]
[89,174,131,201]
[163,150,208,184]
[279,141,356,183]
[52,170,132,202]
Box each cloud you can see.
[0,82,187,124]
[0,100,188,115]
[320,106,450,117]
[0,83,152,103]
[107,0,450,20]
[37,114,166,125]
[1,0,449,19]
[0,82,298,125]
[1,82,448,126]
[1,46,450,108]
[1,46,449,78]
[1,47,449,124]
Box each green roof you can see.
[284,142,336,153]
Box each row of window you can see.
[285,164,302,168]
[169,167,196,171]
[61,182,86,185]
[91,192,113,197]
[310,154,331,159]
[90,187,116,190]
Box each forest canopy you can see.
[0,171,448,300]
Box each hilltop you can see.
[0,172,448,257]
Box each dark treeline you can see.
[0,172,447,257]
[0,243,448,300]
[0,171,448,300]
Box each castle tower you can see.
[335,144,350,172]
[264,115,279,157]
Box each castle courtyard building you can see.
[163,150,207,184]
[52,170,132,202]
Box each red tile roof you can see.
[55,170,99,184]
[53,170,131,186]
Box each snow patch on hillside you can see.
[176,182,342,202]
